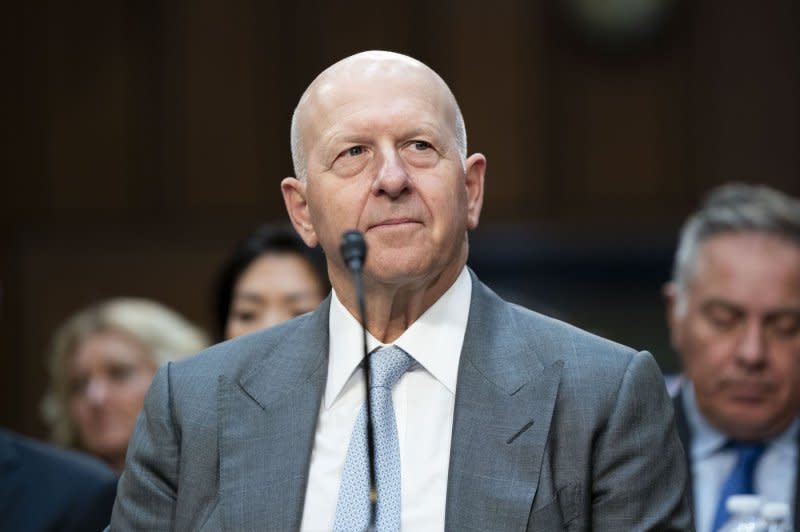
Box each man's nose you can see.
[735,318,767,369]
[371,149,410,198]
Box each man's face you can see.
[667,232,800,440]
[283,57,484,290]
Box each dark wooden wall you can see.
[3,1,799,437]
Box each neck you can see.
[333,258,466,343]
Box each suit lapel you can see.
[218,299,329,531]
[672,389,694,518]
[445,274,563,531]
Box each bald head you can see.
[290,51,466,180]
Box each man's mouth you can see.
[725,380,773,401]
[368,218,419,229]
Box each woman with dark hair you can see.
[216,225,328,341]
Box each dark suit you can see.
[673,389,800,531]
[112,272,691,530]
[0,429,118,532]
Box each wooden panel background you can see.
[2,0,799,437]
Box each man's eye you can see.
[412,141,432,151]
[768,313,800,338]
[345,146,364,157]
[703,303,743,330]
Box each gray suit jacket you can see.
[111,272,691,530]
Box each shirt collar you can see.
[683,381,800,459]
[683,383,728,460]
[771,416,800,457]
[325,266,471,408]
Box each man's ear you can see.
[281,177,319,247]
[464,153,486,230]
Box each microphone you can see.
[339,230,376,527]
[340,230,367,273]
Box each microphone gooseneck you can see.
[339,230,376,528]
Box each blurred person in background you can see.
[664,183,800,532]
[215,224,328,341]
[41,298,209,473]
[0,428,117,531]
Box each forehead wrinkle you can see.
[328,107,450,149]
[324,118,445,146]
[311,98,450,163]
[688,236,800,308]
[296,54,460,162]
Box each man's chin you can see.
[717,405,788,441]
[364,266,428,287]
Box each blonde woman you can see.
[42,298,208,473]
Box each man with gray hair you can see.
[111,50,690,530]
[664,183,800,532]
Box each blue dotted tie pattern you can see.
[333,345,413,532]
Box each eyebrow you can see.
[325,122,444,146]
[402,125,441,139]
[764,308,800,320]
[699,299,741,311]
[700,298,800,318]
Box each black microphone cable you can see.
[339,230,376,529]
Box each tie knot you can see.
[729,441,767,464]
[369,345,412,389]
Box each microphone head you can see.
[340,230,367,271]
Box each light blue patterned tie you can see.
[334,345,412,532]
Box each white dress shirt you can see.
[300,267,472,531]
[683,383,798,532]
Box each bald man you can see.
[110,51,691,531]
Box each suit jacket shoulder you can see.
[114,275,692,531]
[167,301,329,410]
[112,298,331,530]
[465,273,646,406]
[446,273,692,531]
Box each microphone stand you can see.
[340,230,376,530]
